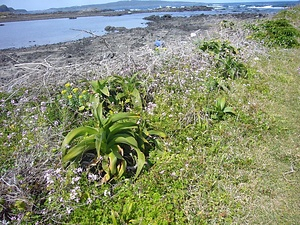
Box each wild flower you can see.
[65,83,71,88]
[75,167,83,174]
[71,176,81,184]
[186,137,193,142]
[45,173,54,186]
[70,186,80,201]
[66,207,73,215]
[72,88,79,93]
[40,106,47,113]
[86,198,93,205]
[103,189,111,197]
[61,90,67,95]
[78,106,85,111]
[145,102,157,115]
[87,173,98,182]
[67,95,73,99]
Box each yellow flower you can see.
[65,83,71,88]
[72,88,79,93]
[61,90,67,95]
[78,106,85,111]
[82,90,87,95]
[79,95,83,99]
[68,95,73,99]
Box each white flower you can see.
[76,167,83,174]
[104,190,111,197]
[70,186,80,200]
[186,137,193,142]
[66,207,73,215]
[86,198,93,204]
[45,173,54,186]
[71,176,81,184]
[88,173,98,182]
[145,102,157,115]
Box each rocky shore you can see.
[0,13,268,92]
[0,6,212,23]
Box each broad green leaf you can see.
[108,122,138,140]
[132,88,142,109]
[116,160,127,179]
[148,130,167,138]
[90,80,99,92]
[106,113,139,127]
[90,94,100,120]
[90,80,110,97]
[219,97,226,110]
[90,92,99,109]
[224,107,236,115]
[102,156,110,177]
[62,138,95,163]
[134,147,145,179]
[116,92,125,101]
[111,211,118,225]
[111,145,124,159]
[95,133,103,157]
[96,103,106,126]
[108,152,118,175]
[62,126,97,154]
[109,134,138,149]
[100,86,110,97]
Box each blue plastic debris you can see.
[155,40,163,47]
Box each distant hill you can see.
[0,4,27,13]
[42,1,205,13]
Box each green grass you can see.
[240,48,300,224]
[1,6,300,224]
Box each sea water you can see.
[0,1,298,50]
[0,14,148,49]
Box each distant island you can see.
[0,1,212,23]
[0,4,27,14]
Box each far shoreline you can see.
[0,5,212,23]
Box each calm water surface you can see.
[0,14,150,49]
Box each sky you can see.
[0,0,298,11]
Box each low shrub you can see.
[198,40,248,79]
[247,18,300,48]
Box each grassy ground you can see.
[243,48,300,224]
[0,6,299,224]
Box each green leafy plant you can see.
[62,101,141,182]
[62,81,165,182]
[220,20,235,29]
[111,202,138,225]
[90,74,144,114]
[199,40,248,79]
[248,19,300,48]
[208,97,236,121]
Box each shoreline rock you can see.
[0,13,269,91]
[0,6,212,23]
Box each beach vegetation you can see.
[198,40,248,79]
[247,18,300,48]
[207,96,236,121]
[1,5,300,225]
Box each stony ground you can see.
[0,13,269,93]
